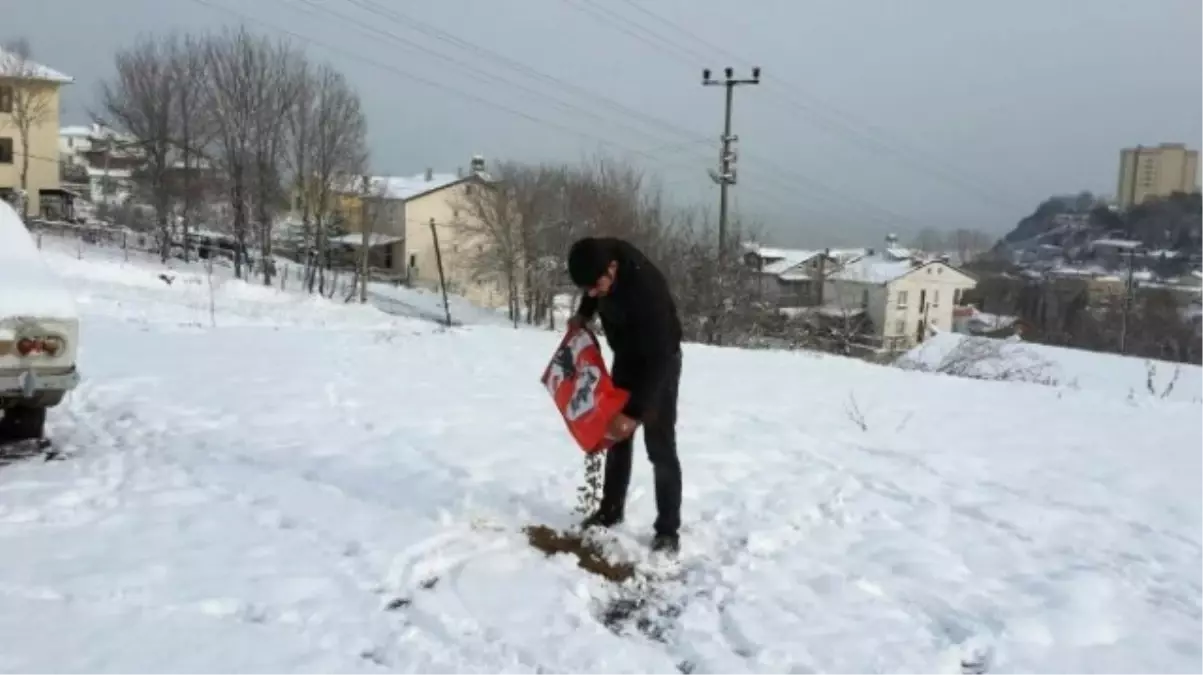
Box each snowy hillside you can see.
[0,243,1199,673]
[898,331,1203,403]
[32,233,511,328]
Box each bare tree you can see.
[454,162,534,326]
[0,39,59,219]
[248,41,304,286]
[285,58,315,284]
[286,64,367,294]
[952,228,992,265]
[201,27,270,279]
[97,34,179,261]
[169,34,212,263]
[456,154,780,345]
[351,176,395,303]
[911,227,945,253]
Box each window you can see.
[896,290,908,309]
[931,290,940,306]
[894,319,905,335]
[0,137,12,164]
[0,86,11,114]
[953,288,963,305]
[861,289,869,306]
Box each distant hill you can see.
[994,190,1202,257]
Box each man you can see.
[566,236,684,554]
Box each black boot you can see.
[651,532,679,555]
[581,506,624,530]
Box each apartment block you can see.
[1116,143,1199,208]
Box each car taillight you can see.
[15,336,64,357]
[43,336,65,356]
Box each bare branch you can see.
[96,33,177,260]
[290,63,368,294]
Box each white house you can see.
[83,165,133,205]
[823,249,977,351]
[59,123,139,167]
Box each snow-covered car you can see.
[0,199,81,441]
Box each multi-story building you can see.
[319,156,515,309]
[1116,143,1199,208]
[0,47,73,218]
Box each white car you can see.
[0,200,81,442]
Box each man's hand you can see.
[605,413,638,442]
[567,314,586,331]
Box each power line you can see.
[187,0,684,173]
[584,0,1030,211]
[345,0,713,149]
[288,0,695,154]
[331,0,933,231]
[194,0,914,229]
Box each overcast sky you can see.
[7,0,1201,247]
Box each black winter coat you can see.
[575,238,682,422]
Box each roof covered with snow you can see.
[329,232,403,247]
[60,124,136,143]
[60,125,95,137]
[760,249,820,275]
[748,245,868,278]
[0,200,78,319]
[349,168,494,202]
[828,254,924,285]
[1091,238,1142,250]
[85,167,133,179]
[0,47,73,84]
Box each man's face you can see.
[585,261,618,298]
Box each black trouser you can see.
[602,350,682,537]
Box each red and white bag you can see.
[540,326,630,454]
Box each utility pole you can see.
[702,66,760,265]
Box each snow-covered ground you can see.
[898,331,1203,403]
[31,233,510,329]
[0,242,1200,673]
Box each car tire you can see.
[0,405,47,442]
[37,390,65,408]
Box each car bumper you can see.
[0,367,81,399]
